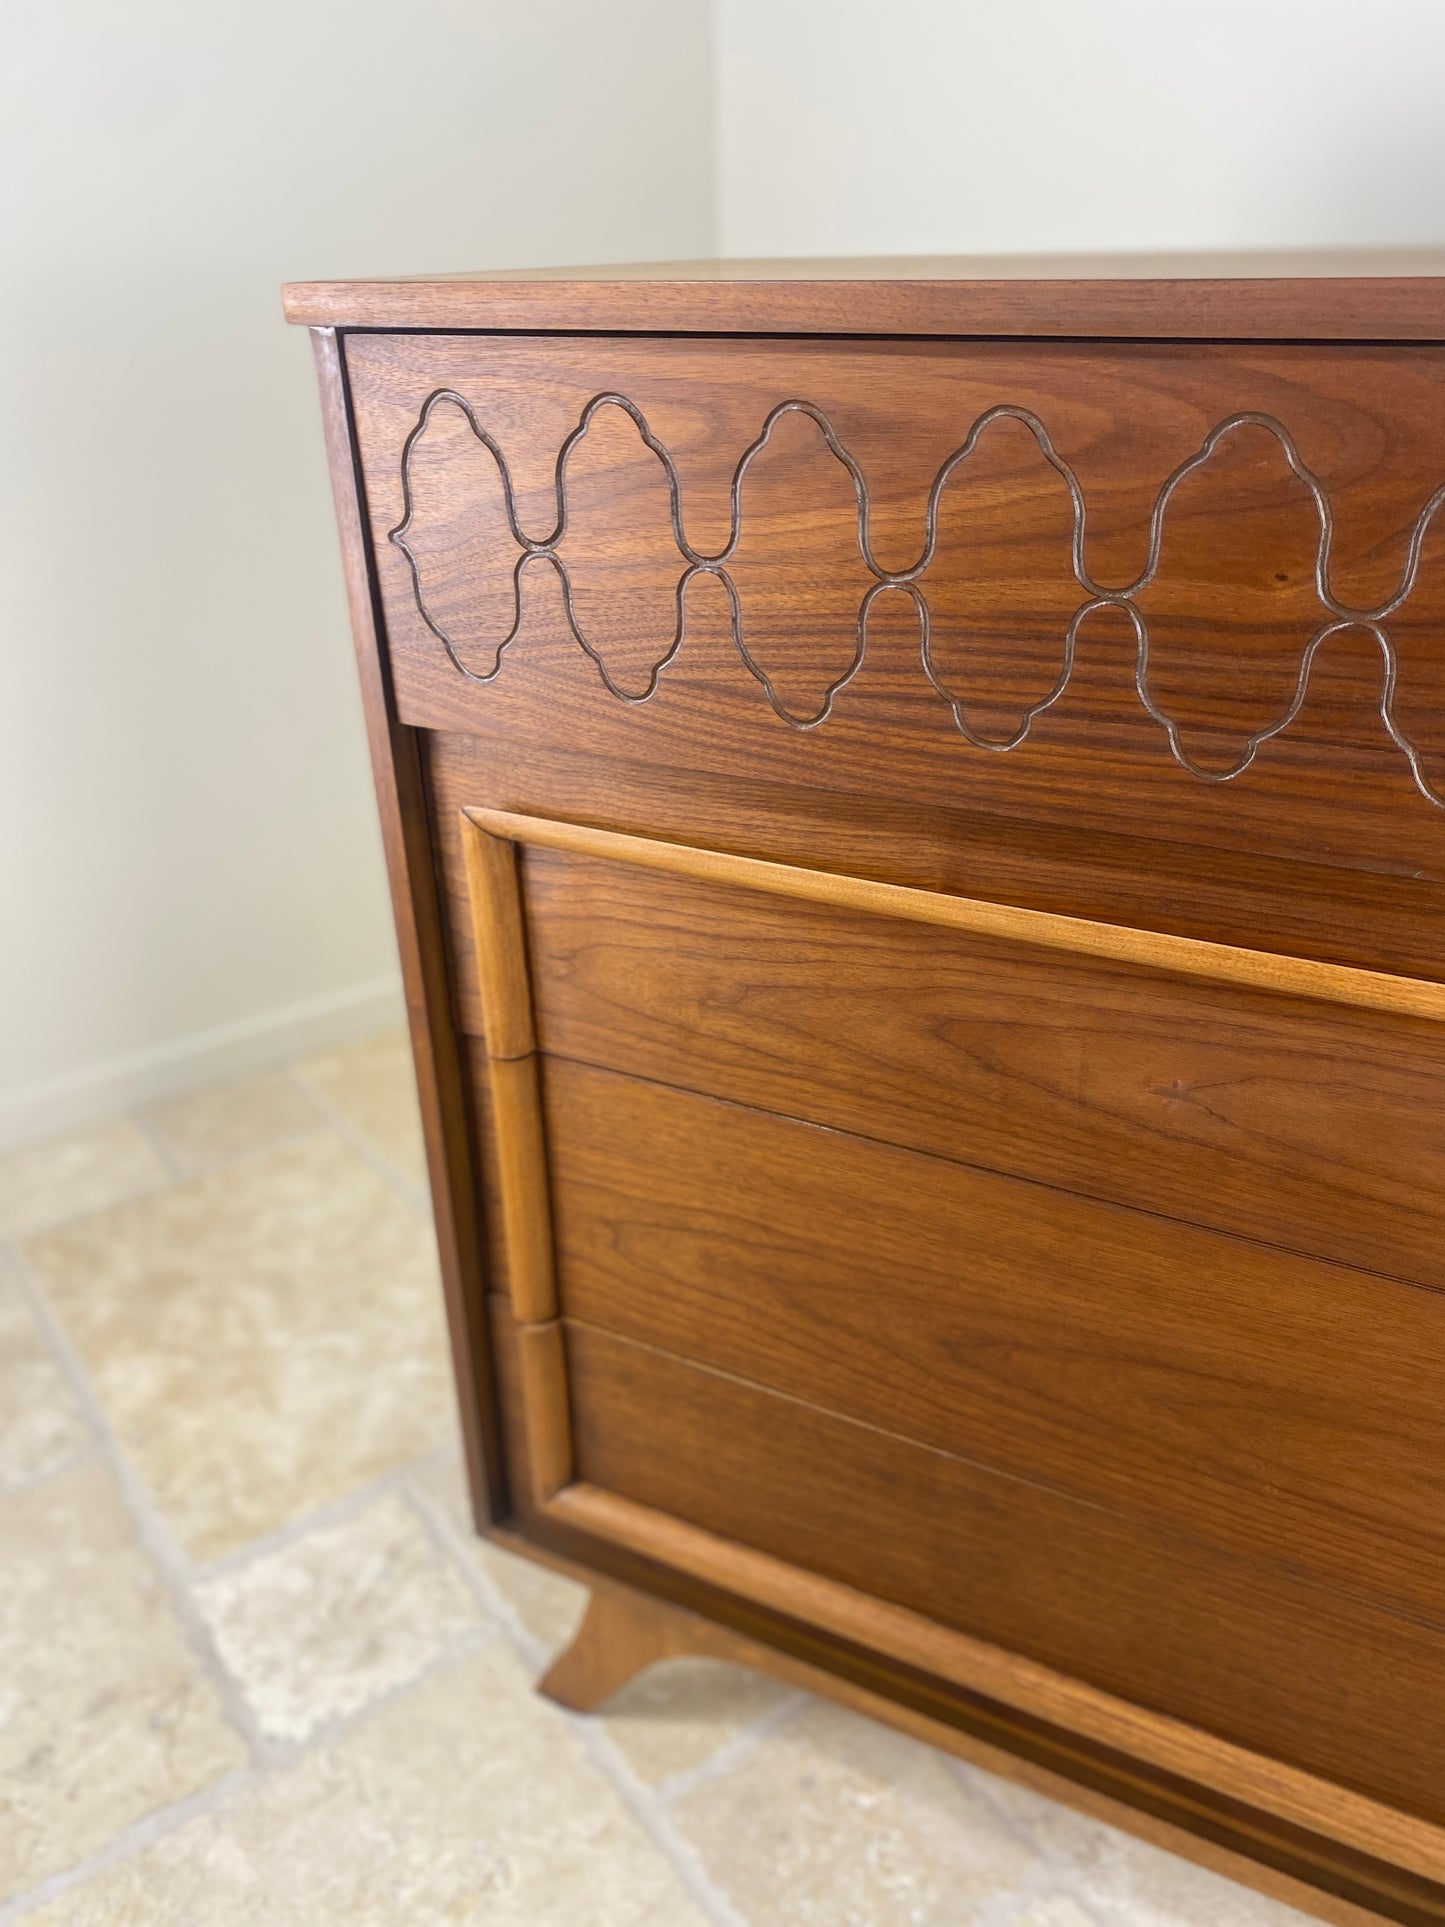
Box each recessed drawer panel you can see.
[519,842,1445,1290]
[563,1319,1445,1824]
[545,1054,1445,1634]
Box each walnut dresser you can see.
[285,257,1445,1923]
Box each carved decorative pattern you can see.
[389,391,1445,808]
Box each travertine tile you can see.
[0,1459,245,1897]
[26,1133,454,1560]
[1007,1898,1099,1927]
[671,1695,1038,1923]
[969,1768,1313,1925]
[409,1451,589,1656]
[144,1071,320,1170]
[29,1641,704,1926]
[0,1275,88,1487]
[0,1119,166,1238]
[297,1028,426,1187]
[603,1657,796,1786]
[195,1493,481,1743]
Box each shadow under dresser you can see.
[284,256,1445,1923]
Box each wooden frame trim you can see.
[460,822,535,1059]
[505,1544,1398,1927]
[459,816,557,1326]
[459,811,571,1503]
[466,804,1445,1023]
[545,1481,1445,1886]
[460,793,1445,1891]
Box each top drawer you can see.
[347,332,1445,896]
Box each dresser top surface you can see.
[284,249,1445,337]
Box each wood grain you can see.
[561,1322,1445,1827]
[460,817,534,1058]
[525,1561,1420,1926]
[543,1055,1445,1628]
[486,1296,1445,1918]
[302,275,1445,1916]
[428,728,1445,993]
[484,1054,555,1324]
[519,842,1445,1290]
[284,251,1445,336]
[349,334,1445,885]
[516,1317,572,1504]
[540,1485,1445,1910]
[477,805,1445,1021]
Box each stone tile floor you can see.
[0,1028,1313,1924]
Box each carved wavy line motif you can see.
[388,390,1445,808]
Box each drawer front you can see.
[456,803,1445,1829]
[546,1055,1445,1629]
[518,841,1445,1290]
[348,332,1445,897]
[562,1319,1445,1825]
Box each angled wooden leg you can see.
[537,1582,755,1712]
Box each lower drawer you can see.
[564,1319,1445,1825]
[543,1056,1445,1633]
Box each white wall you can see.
[12,0,1445,1150]
[1,0,713,1148]
[714,0,1445,256]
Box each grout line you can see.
[401,1462,551,1648]
[0,1032,416,1248]
[941,1755,1138,1927]
[0,1629,502,1926]
[192,1443,457,1581]
[0,1037,493,1919]
[0,1039,1174,1925]
[127,1093,331,1187]
[2,1161,176,1244]
[124,1107,191,1182]
[236,1624,500,1776]
[566,1714,749,1927]
[3,1118,325,1246]
[9,1242,273,1769]
[645,1685,811,1807]
[944,1753,1062,1852]
[402,1466,745,1925]
[0,1766,264,1926]
[0,1443,101,1501]
[285,1066,432,1220]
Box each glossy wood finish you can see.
[477,804,1445,1020]
[486,1293,1445,1919]
[298,263,1445,1921]
[514,840,1445,1289]
[523,1551,1404,1927]
[285,248,1445,335]
[540,1470,1445,1880]
[462,799,1445,1817]
[349,333,1445,892]
[545,1055,1445,1627]
[562,1322,1445,1825]
[427,727,1445,992]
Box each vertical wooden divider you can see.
[460,813,573,1503]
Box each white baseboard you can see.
[0,974,406,1154]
